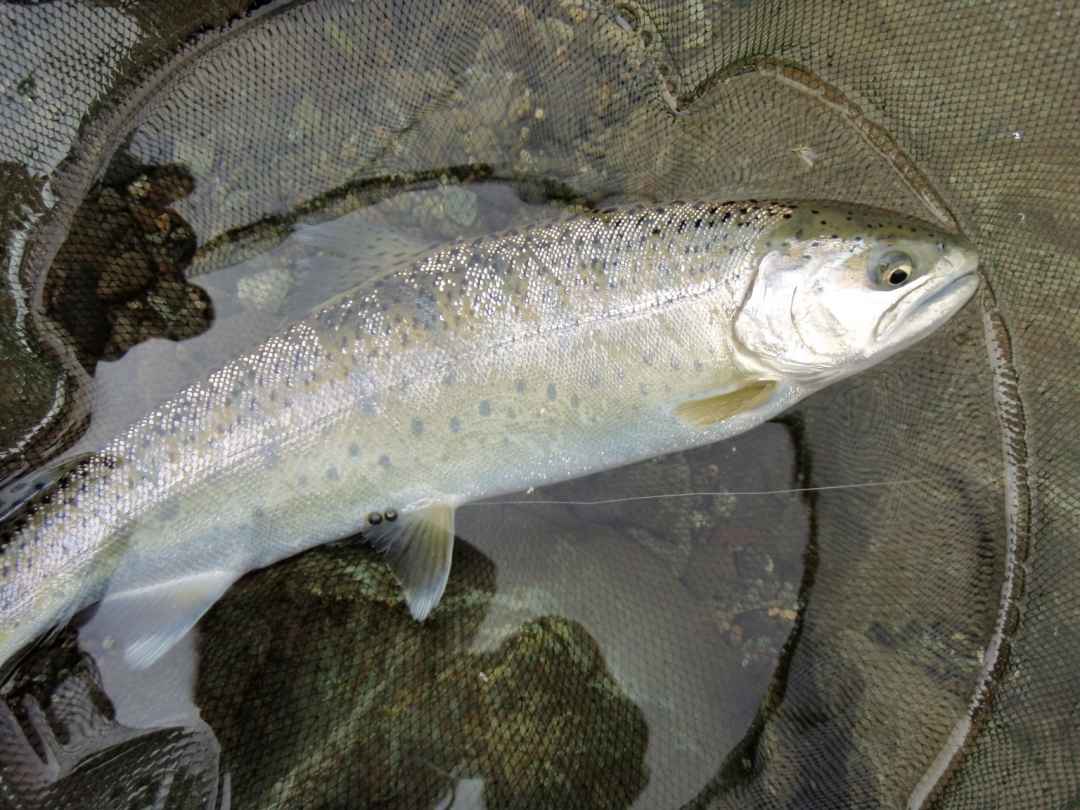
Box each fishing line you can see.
[463,477,939,509]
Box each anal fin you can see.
[81,570,240,670]
[675,380,777,427]
[368,502,455,621]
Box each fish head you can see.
[733,202,979,383]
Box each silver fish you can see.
[0,200,979,670]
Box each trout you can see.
[0,200,978,670]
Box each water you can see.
[0,3,1011,802]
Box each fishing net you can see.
[0,0,1076,807]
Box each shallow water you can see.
[0,152,1004,810]
[5,0,1073,805]
[0,15,1001,803]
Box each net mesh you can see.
[0,0,1077,807]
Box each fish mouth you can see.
[874,272,979,342]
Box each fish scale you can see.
[0,200,978,672]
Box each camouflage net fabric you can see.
[0,1,1077,808]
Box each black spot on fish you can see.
[378,455,391,468]
[411,417,424,436]
[515,379,527,394]
[449,416,462,433]
[349,443,361,458]
[479,400,492,416]
[547,383,557,401]
[571,393,580,409]
[326,466,340,481]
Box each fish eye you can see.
[887,266,911,286]
[875,252,915,287]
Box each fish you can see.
[0,200,979,671]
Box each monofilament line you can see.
[465,478,936,508]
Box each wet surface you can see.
[0,1,1028,807]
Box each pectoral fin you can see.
[676,380,778,427]
[368,503,455,621]
[82,569,240,670]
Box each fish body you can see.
[0,200,978,669]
